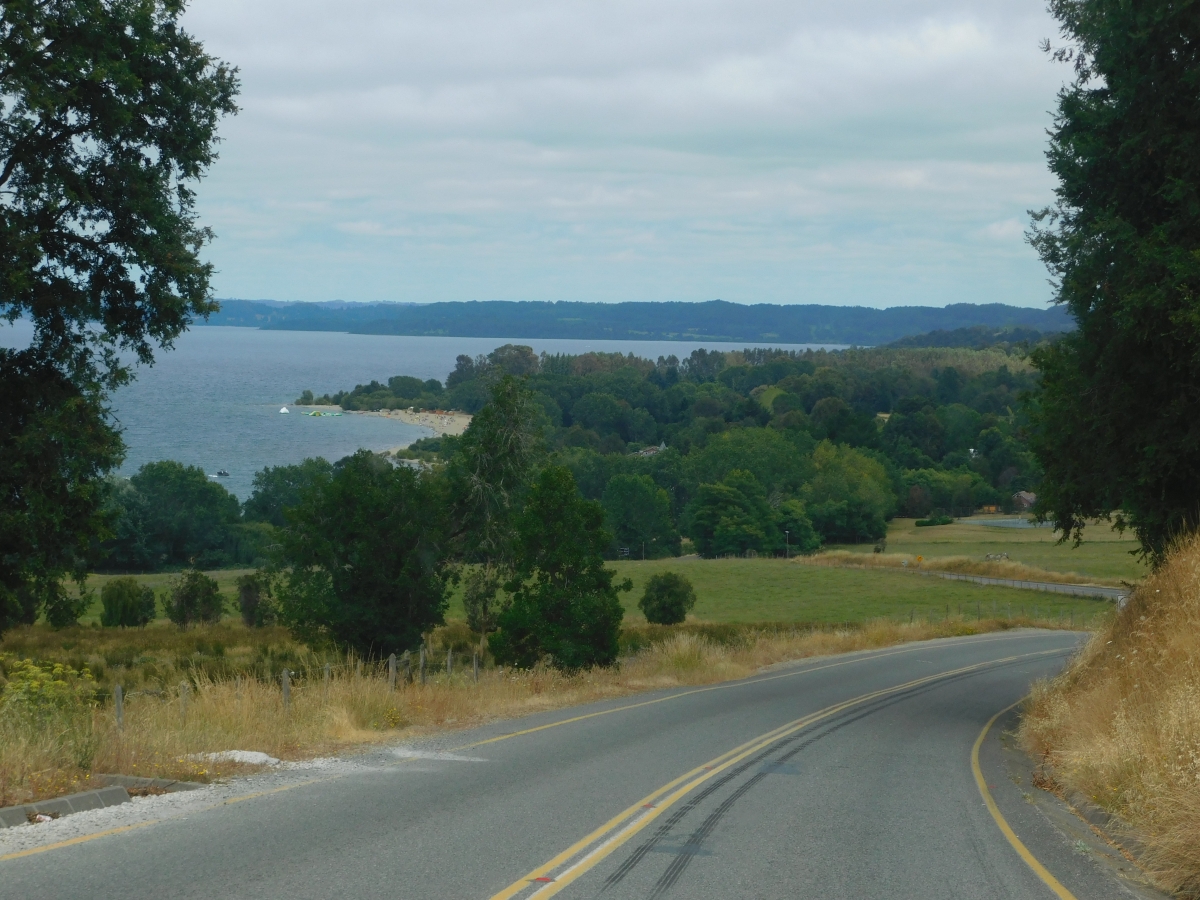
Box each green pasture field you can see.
[71,556,1110,632]
[441,557,1112,625]
[599,557,1110,625]
[829,517,1146,583]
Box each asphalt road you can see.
[0,630,1152,899]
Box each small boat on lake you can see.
[216,470,230,477]
[280,406,289,414]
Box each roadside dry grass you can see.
[801,550,1128,588]
[0,615,1081,808]
[1020,533,1200,897]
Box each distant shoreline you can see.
[203,299,1073,347]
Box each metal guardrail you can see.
[920,570,1129,602]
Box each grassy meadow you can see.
[600,557,1107,625]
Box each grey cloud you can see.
[184,0,1065,306]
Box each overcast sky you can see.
[183,0,1068,308]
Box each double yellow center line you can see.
[488,647,1065,899]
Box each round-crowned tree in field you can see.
[638,572,697,625]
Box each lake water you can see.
[1,320,840,499]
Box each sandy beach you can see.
[366,407,472,435]
[290,406,472,452]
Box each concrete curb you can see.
[0,775,203,828]
[0,786,131,828]
[1061,787,1153,866]
[994,712,1167,898]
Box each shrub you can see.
[915,515,954,527]
[0,657,96,720]
[100,577,157,627]
[638,573,697,625]
[236,573,275,627]
[40,583,91,629]
[166,569,224,627]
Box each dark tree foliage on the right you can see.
[1028,0,1200,564]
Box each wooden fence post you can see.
[403,650,411,683]
[473,653,479,684]
[419,647,426,685]
[388,653,397,691]
[115,683,124,731]
[180,681,189,725]
[324,663,331,694]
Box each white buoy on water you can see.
[280,406,289,414]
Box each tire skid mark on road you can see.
[642,657,1048,896]
[490,646,1069,900]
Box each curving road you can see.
[0,630,1156,899]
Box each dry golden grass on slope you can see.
[1020,532,1200,898]
[801,550,1128,587]
[0,616,1067,808]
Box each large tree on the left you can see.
[0,0,237,632]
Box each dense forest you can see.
[292,342,1040,560]
[97,339,1042,573]
[207,299,1072,345]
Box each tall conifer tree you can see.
[1029,0,1200,563]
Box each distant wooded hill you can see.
[203,299,1073,346]
[886,325,1065,350]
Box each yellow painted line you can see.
[484,718,807,900]
[489,647,1066,900]
[972,700,1078,900]
[0,631,1056,865]
[218,778,326,807]
[0,822,158,861]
